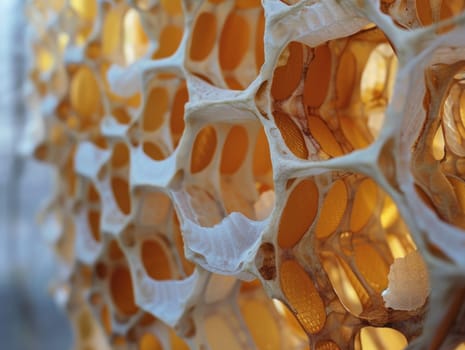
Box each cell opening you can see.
[123,9,149,64]
[189,12,217,61]
[190,126,217,173]
[355,327,407,350]
[110,266,138,316]
[141,239,172,280]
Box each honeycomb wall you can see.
[26,0,465,349]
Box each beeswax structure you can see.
[25,0,465,349]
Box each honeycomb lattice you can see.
[26,0,465,349]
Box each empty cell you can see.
[109,240,125,260]
[278,179,318,249]
[123,9,149,63]
[71,0,97,21]
[271,42,303,100]
[102,8,123,58]
[70,67,102,120]
[335,49,356,108]
[190,12,217,61]
[153,25,183,59]
[350,178,379,233]
[220,12,249,72]
[141,240,172,280]
[143,87,169,131]
[111,142,130,168]
[320,252,364,316]
[111,177,132,215]
[339,116,371,150]
[110,266,138,316]
[142,142,166,161]
[160,0,183,15]
[139,333,162,350]
[220,125,248,174]
[315,180,348,239]
[190,126,217,173]
[356,327,407,350]
[304,44,332,108]
[354,243,389,293]
[239,299,281,350]
[307,116,343,157]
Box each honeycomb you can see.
[25,0,465,349]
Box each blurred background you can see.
[0,1,72,349]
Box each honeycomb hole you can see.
[110,266,138,316]
[141,239,173,280]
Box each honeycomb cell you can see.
[153,25,183,59]
[160,0,182,16]
[109,239,124,260]
[110,266,138,316]
[356,327,407,350]
[102,7,124,59]
[70,0,97,21]
[141,240,172,280]
[123,9,149,64]
[111,142,130,168]
[70,66,102,120]
[190,126,217,173]
[274,111,308,159]
[278,179,318,249]
[279,260,326,334]
[219,13,249,71]
[143,87,169,132]
[354,243,389,293]
[190,12,217,61]
[239,299,281,350]
[111,177,131,215]
[350,178,379,233]
[139,333,162,350]
[315,180,348,239]
[307,116,343,157]
[271,42,303,101]
[335,49,357,109]
[304,44,332,108]
[142,142,165,161]
[320,252,364,316]
[220,125,248,174]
